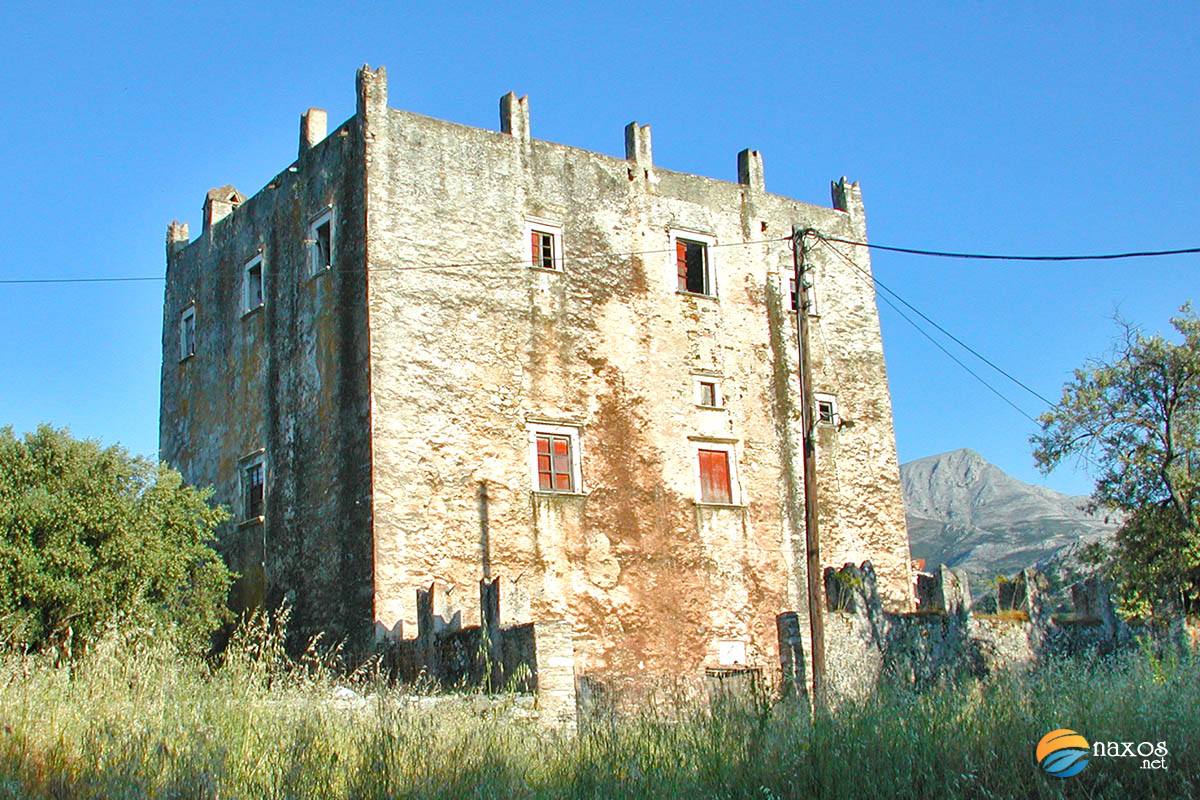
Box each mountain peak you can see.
[901,449,1117,587]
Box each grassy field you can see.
[0,627,1194,799]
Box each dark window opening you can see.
[699,381,718,407]
[676,238,709,295]
[698,448,732,504]
[247,262,263,308]
[536,434,574,492]
[245,462,264,519]
[531,230,556,270]
[817,400,836,424]
[181,310,195,359]
[311,218,332,274]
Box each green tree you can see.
[1032,305,1200,615]
[0,424,232,655]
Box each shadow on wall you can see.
[376,577,578,730]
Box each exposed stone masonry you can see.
[160,65,913,704]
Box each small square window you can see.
[694,376,723,408]
[525,220,563,271]
[533,230,554,269]
[815,393,838,425]
[527,423,583,494]
[242,455,265,521]
[243,254,264,314]
[179,305,196,361]
[308,208,334,277]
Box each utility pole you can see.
[792,225,826,709]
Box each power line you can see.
[811,234,1042,424]
[818,234,1200,263]
[5,229,1198,285]
[813,234,1058,408]
[0,276,163,285]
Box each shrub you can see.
[0,424,232,655]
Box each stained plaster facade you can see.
[160,65,912,689]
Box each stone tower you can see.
[160,65,912,693]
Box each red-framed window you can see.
[536,433,574,492]
[698,448,732,504]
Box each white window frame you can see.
[693,375,724,409]
[307,206,335,278]
[690,437,742,506]
[526,422,584,494]
[669,228,717,297]
[815,393,839,426]
[179,303,196,361]
[239,450,267,524]
[242,252,265,315]
[524,217,564,272]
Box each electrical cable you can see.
[810,234,1042,424]
[812,233,1059,408]
[817,234,1200,263]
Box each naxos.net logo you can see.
[1036,729,1091,778]
[1036,728,1170,778]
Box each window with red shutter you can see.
[528,225,560,270]
[535,433,574,492]
[698,448,732,504]
[676,240,689,291]
[676,237,710,295]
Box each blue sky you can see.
[0,3,1195,496]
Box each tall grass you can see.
[0,625,1194,799]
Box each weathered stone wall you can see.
[160,64,913,686]
[819,562,1192,704]
[358,64,910,692]
[159,112,373,648]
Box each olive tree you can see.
[1032,305,1200,614]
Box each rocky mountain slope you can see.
[902,449,1119,592]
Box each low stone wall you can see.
[380,578,576,729]
[815,561,1192,703]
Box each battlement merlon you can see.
[168,64,867,256]
[299,108,328,158]
[499,92,530,143]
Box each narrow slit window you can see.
[676,238,709,295]
[698,448,732,504]
[243,255,264,313]
[244,460,265,520]
[308,209,334,276]
[179,305,196,360]
[536,434,574,492]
